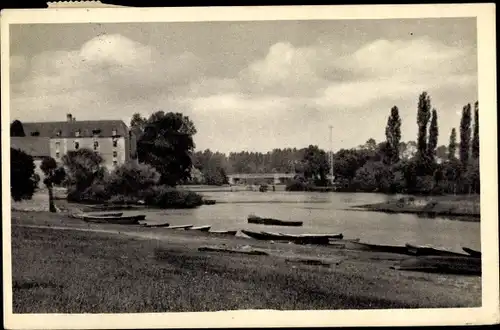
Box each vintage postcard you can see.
[1,3,498,329]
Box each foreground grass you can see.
[11,222,481,313]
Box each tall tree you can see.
[301,145,330,186]
[130,113,147,135]
[40,157,66,212]
[416,92,432,164]
[472,101,480,159]
[137,112,197,186]
[459,103,472,166]
[10,120,26,137]
[427,109,439,162]
[62,148,107,193]
[384,106,402,164]
[448,128,457,161]
[10,148,38,201]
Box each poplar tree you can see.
[427,109,439,162]
[385,106,402,164]
[459,103,472,166]
[448,128,457,161]
[472,101,479,159]
[416,92,432,163]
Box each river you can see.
[121,191,481,253]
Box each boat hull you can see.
[405,244,469,257]
[347,241,411,255]
[82,214,145,224]
[462,247,482,258]
[188,226,211,232]
[248,216,303,227]
[209,230,238,236]
[165,225,194,230]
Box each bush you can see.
[285,179,314,192]
[142,185,203,208]
[106,162,160,197]
[10,148,39,201]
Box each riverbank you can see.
[353,195,480,221]
[10,210,481,313]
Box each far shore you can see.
[352,194,480,221]
[10,210,481,313]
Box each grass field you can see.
[10,211,482,313]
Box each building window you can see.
[56,152,60,158]
[74,141,79,150]
[93,141,99,150]
[55,141,60,149]
[56,130,62,137]
[75,130,81,137]
[113,160,118,166]
[30,131,40,137]
[92,129,101,136]
[112,138,118,147]
[113,151,117,157]
[112,128,117,136]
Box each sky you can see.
[9,18,478,154]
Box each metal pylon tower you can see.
[329,125,334,182]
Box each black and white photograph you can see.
[2,3,498,329]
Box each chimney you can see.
[67,114,73,122]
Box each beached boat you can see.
[278,233,344,245]
[405,243,469,257]
[247,215,303,227]
[241,230,344,245]
[165,224,194,230]
[462,247,482,258]
[393,255,481,276]
[188,225,211,232]
[82,214,146,225]
[241,229,285,241]
[142,223,170,228]
[209,230,238,236]
[87,212,124,217]
[347,241,411,255]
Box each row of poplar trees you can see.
[381,91,480,195]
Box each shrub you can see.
[10,148,38,201]
[142,185,203,208]
[106,161,160,197]
[285,179,314,192]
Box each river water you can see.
[121,191,481,253]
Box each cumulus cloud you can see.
[10,32,477,152]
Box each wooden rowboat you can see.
[462,247,482,258]
[88,212,124,217]
[188,225,211,232]
[405,243,469,257]
[209,230,238,236]
[248,215,303,227]
[241,229,285,241]
[82,214,146,225]
[142,223,170,228]
[347,241,411,255]
[165,224,194,230]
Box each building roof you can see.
[10,137,50,158]
[22,119,129,138]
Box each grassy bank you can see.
[11,211,481,313]
[354,195,480,220]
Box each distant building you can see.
[15,114,137,171]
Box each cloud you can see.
[11,34,203,121]
[10,33,477,153]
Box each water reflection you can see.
[126,191,481,253]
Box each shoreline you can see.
[352,195,480,221]
[9,210,481,312]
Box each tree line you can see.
[10,91,480,202]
